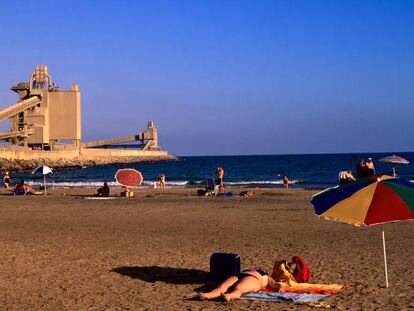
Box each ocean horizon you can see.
[9,152,414,190]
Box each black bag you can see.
[197,189,206,196]
[210,253,240,281]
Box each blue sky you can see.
[0,0,413,155]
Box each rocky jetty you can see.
[0,154,178,172]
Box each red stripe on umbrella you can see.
[365,183,413,225]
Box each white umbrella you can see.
[379,155,410,177]
[32,165,53,195]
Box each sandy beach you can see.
[0,187,413,310]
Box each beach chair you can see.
[206,178,219,196]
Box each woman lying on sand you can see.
[198,269,270,301]
[198,259,299,301]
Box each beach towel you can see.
[84,197,116,200]
[272,262,344,295]
[241,291,329,303]
[274,282,343,295]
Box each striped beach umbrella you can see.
[311,175,414,288]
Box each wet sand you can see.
[0,187,413,310]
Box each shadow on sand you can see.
[111,266,211,285]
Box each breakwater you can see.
[0,146,177,172]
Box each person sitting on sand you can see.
[356,159,366,179]
[338,170,356,185]
[96,182,110,197]
[13,180,34,195]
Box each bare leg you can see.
[198,276,238,300]
[222,276,262,301]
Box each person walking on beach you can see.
[159,173,166,189]
[3,172,11,189]
[217,166,224,193]
[283,176,289,189]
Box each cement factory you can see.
[0,65,172,167]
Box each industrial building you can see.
[1,65,159,151]
[0,65,171,166]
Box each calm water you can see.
[11,152,414,189]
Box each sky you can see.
[0,0,413,156]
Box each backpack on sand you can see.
[291,256,311,283]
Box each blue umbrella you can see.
[32,165,53,195]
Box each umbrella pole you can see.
[44,175,46,196]
[392,165,396,177]
[382,229,389,288]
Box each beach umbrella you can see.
[32,165,53,195]
[379,155,409,177]
[311,175,414,288]
[115,168,143,187]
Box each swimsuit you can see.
[256,269,267,276]
[238,269,268,281]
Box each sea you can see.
[11,152,414,190]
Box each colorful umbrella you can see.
[379,155,409,177]
[32,165,53,195]
[311,175,414,287]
